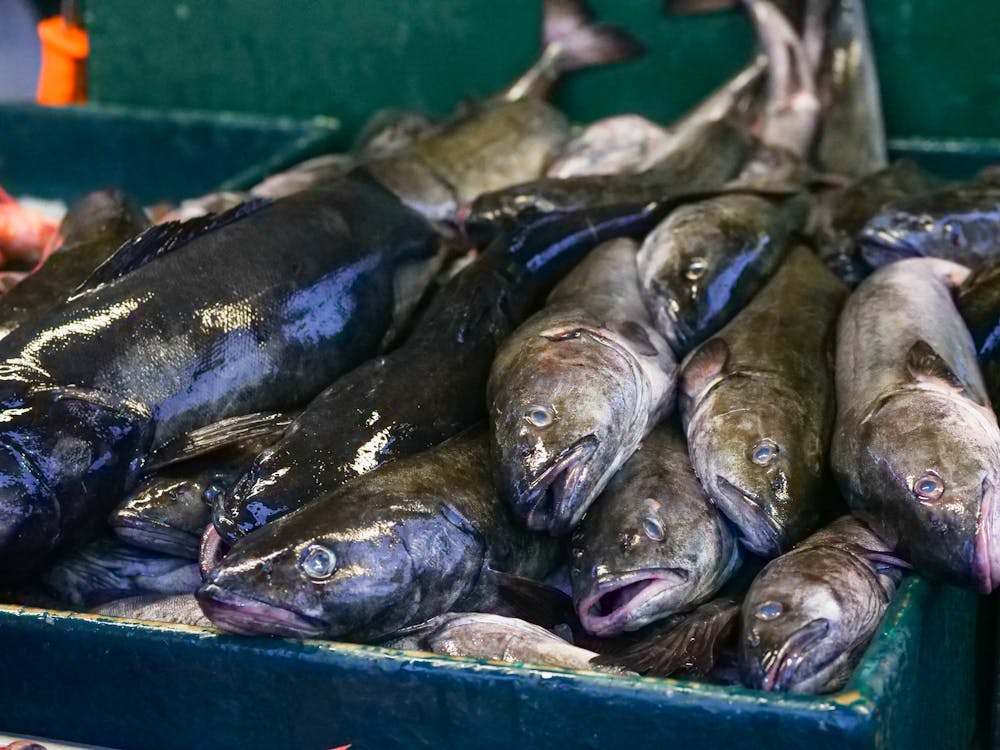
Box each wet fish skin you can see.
[739,516,904,694]
[197,430,557,642]
[249,154,355,200]
[831,257,1000,591]
[0,189,150,340]
[0,175,442,581]
[91,593,213,627]
[42,536,201,609]
[489,239,678,536]
[957,257,1000,406]
[681,247,847,556]
[217,202,674,544]
[353,108,437,162]
[545,115,674,179]
[638,190,809,355]
[570,422,740,637]
[858,183,1000,269]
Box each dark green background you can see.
[84,0,1000,147]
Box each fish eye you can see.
[942,220,966,248]
[202,482,224,506]
[641,516,665,541]
[749,439,779,466]
[299,543,337,580]
[685,257,707,281]
[524,404,555,428]
[754,601,783,620]
[912,471,944,502]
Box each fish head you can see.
[739,547,886,694]
[571,482,738,637]
[110,476,211,557]
[685,371,827,557]
[0,435,62,580]
[489,330,641,535]
[198,493,486,640]
[847,388,1000,592]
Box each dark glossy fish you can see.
[0,189,150,340]
[831,258,1000,591]
[570,422,740,636]
[217,201,675,544]
[812,160,940,286]
[858,181,1000,269]
[681,247,847,556]
[91,593,213,627]
[489,239,677,535]
[739,516,905,694]
[197,430,557,641]
[0,175,442,581]
[365,0,642,222]
[957,256,1000,406]
[42,536,201,608]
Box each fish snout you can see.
[713,475,785,556]
[195,581,325,638]
[519,436,599,535]
[974,474,1000,594]
[577,568,690,637]
[754,617,831,692]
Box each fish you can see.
[197,429,558,642]
[488,239,678,536]
[91,593,213,627]
[384,612,618,673]
[0,187,58,268]
[0,174,443,581]
[0,189,151,341]
[249,154,354,200]
[738,516,906,694]
[570,422,740,636]
[811,160,940,286]
[159,191,250,223]
[41,536,202,609]
[353,108,437,162]
[364,0,643,222]
[681,247,847,556]
[544,115,675,179]
[956,257,1000,406]
[858,180,1000,269]
[216,201,676,546]
[812,0,887,180]
[831,257,1000,592]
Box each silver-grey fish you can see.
[488,239,678,535]
[831,257,1000,591]
[570,422,740,636]
[91,593,212,627]
[739,516,905,694]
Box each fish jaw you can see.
[196,582,326,638]
[577,568,690,637]
[520,435,599,535]
[974,475,1000,593]
[110,514,200,559]
[757,617,831,692]
[713,475,785,556]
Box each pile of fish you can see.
[1,0,998,698]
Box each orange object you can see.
[36,15,89,105]
[0,187,59,268]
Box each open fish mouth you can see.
[578,568,690,637]
[199,523,230,578]
[111,515,200,558]
[758,617,831,692]
[974,475,1000,594]
[714,475,784,555]
[522,435,599,534]
[195,582,326,638]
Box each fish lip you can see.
[195,582,326,639]
[758,617,831,692]
[974,475,1000,594]
[110,515,199,557]
[714,474,784,554]
[199,523,230,578]
[522,435,599,533]
[577,569,690,637]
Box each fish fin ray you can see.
[680,338,729,398]
[905,339,988,407]
[146,411,292,473]
[543,0,645,75]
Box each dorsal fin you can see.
[74,198,272,294]
[905,339,987,407]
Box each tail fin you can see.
[504,0,644,101]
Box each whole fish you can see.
[42,536,201,609]
[91,593,213,627]
[489,239,678,535]
[858,181,1000,269]
[811,160,940,286]
[197,430,557,641]
[739,516,905,694]
[384,612,617,673]
[365,0,642,222]
[956,257,1000,405]
[0,175,442,581]
[831,257,1000,591]
[216,202,675,545]
[570,422,740,636]
[681,247,846,556]
[0,189,150,340]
